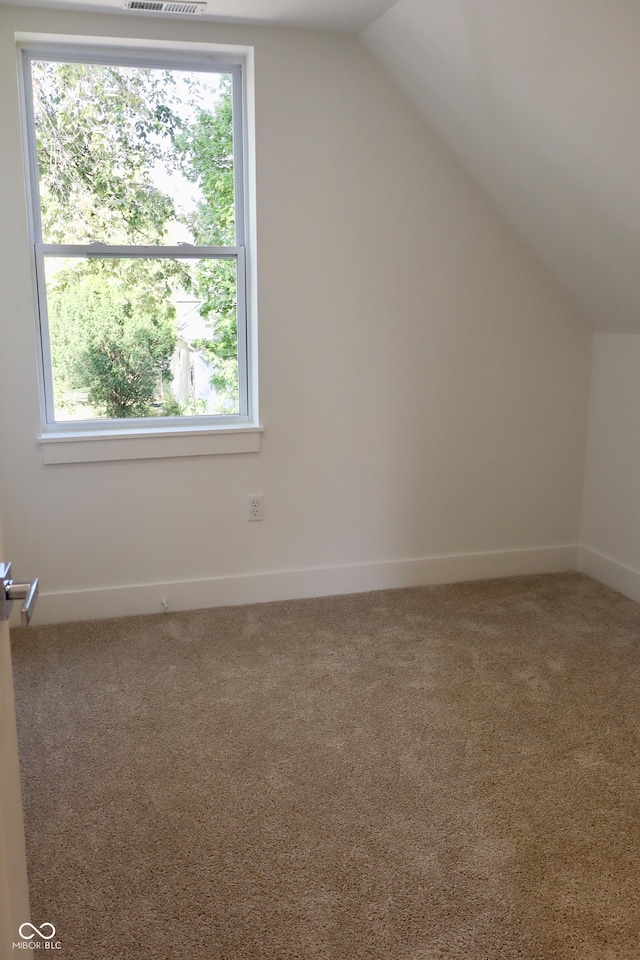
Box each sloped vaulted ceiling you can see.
[362,0,640,332]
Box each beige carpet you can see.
[10,573,640,959]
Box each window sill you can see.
[38,424,263,464]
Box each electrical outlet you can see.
[247,495,263,521]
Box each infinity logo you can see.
[19,922,56,941]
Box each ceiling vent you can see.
[123,1,207,13]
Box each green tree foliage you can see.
[177,76,239,411]
[48,260,177,419]
[33,60,239,419]
[33,60,182,244]
[178,75,235,246]
[192,259,238,411]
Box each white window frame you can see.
[19,38,260,463]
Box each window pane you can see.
[31,60,235,246]
[44,256,239,421]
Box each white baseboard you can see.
[30,545,579,625]
[579,546,640,603]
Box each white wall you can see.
[580,334,640,600]
[0,6,591,623]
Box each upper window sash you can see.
[21,47,246,250]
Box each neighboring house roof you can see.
[175,296,209,343]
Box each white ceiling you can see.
[362,0,640,332]
[1,0,400,33]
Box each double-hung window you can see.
[21,41,258,462]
